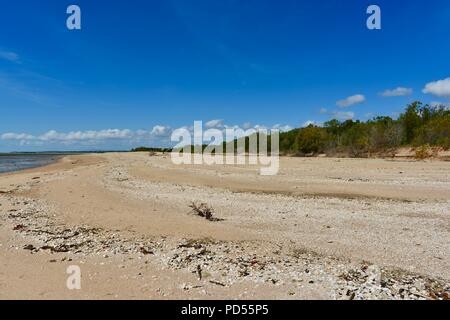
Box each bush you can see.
[414,116,450,149]
[414,145,433,160]
[294,125,329,154]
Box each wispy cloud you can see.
[205,119,224,129]
[0,50,20,63]
[0,127,169,149]
[0,71,59,107]
[381,87,413,97]
[320,108,356,121]
[1,129,135,142]
[430,101,450,108]
[336,94,365,108]
[331,111,355,120]
[423,78,450,98]
[272,124,293,132]
[302,120,316,127]
[150,125,172,137]
[1,133,35,140]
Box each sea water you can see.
[0,155,58,174]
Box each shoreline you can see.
[2,148,449,178]
[0,153,103,178]
[0,155,63,176]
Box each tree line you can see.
[279,101,449,156]
[132,101,449,157]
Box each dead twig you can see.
[189,202,223,222]
[209,280,226,287]
[197,265,202,280]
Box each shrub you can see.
[414,145,433,160]
[294,125,329,154]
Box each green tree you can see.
[399,101,422,144]
[294,125,329,154]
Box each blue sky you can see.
[1,0,449,151]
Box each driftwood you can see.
[188,202,223,222]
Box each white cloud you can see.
[430,101,450,108]
[40,129,133,141]
[331,111,355,120]
[423,78,450,98]
[252,124,267,131]
[1,133,34,140]
[302,120,316,127]
[381,87,413,97]
[1,121,294,150]
[150,125,171,137]
[135,129,149,136]
[1,129,134,143]
[336,94,366,108]
[272,124,293,132]
[0,50,20,63]
[319,108,328,114]
[205,119,224,129]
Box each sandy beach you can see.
[0,153,449,300]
